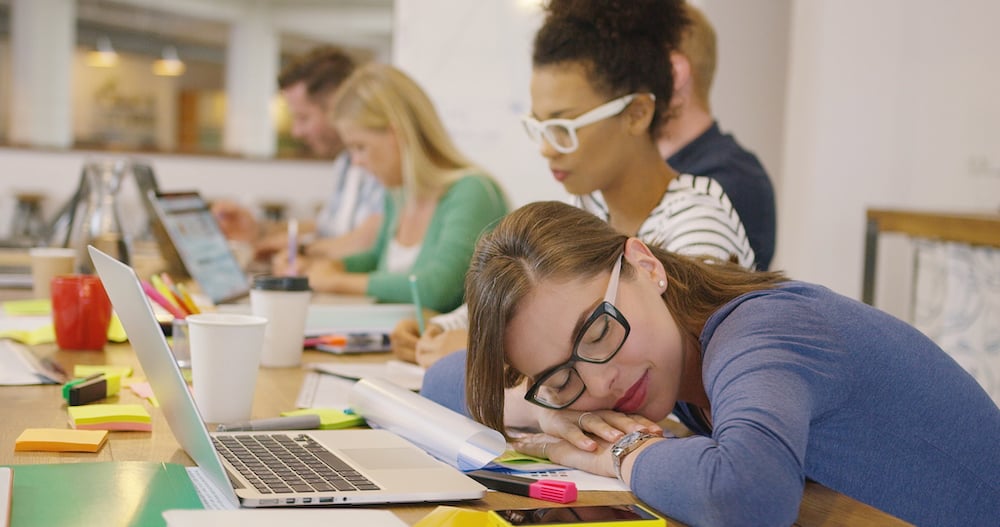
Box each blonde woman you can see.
[275,64,508,312]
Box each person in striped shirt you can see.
[393,0,755,370]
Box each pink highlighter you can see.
[467,470,578,503]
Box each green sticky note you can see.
[280,408,365,429]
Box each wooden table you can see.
[0,290,909,525]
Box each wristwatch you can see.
[611,431,657,482]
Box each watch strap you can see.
[611,431,657,482]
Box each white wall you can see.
[778,0,1000,302]
[700,0,791,193]
[392,0,556,208]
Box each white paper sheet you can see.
[162,508,407,527]
[0,340,63,385]
[348,377,506,471]
[309,360,424,390]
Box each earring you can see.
[657,280,666,288]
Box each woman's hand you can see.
[415,327,468,368]
[271,251,310,276]
[303,259,347,293]
[390,314,442,364]
[211,200,258,243]
[535,408,663,452]
[510,432,617,478]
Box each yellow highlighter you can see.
[174,282,201,314]
[150,274,185,314]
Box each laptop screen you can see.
[148,191,250,304]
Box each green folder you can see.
[3,461,203,527]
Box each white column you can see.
[8,0,75,148]
[223,2,279,158]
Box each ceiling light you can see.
[153,46,186,77]
[86,35,119,68]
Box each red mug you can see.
[51,274,113,351]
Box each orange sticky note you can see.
[14,428,109,453]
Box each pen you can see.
[216,414,321,432]
[304,333,389,348]
[287,218,298,276]
[158,273,191,315]
[141,280,188,319]
[408,274,425,334]
[150,274,186,315]
[466,470,578,504]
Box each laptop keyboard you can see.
[214,433,380,494]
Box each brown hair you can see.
[465,201,786,434]
[532,0,690,135]
[277,46,357,101]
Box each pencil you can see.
[408,274,425,334]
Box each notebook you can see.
[146,191,251,304]
[89,246,485,508]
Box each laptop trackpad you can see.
[343,448,442,470]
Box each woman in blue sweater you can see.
[461,201,1000,527]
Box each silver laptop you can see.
[89,246,485,508]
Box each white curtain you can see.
[912,240,1000,405]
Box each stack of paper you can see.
[68,404,152,432]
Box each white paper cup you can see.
[186,313,267,423]
[250,276,311,368]
[29,247,77,299]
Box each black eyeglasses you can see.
[524,255,630,409]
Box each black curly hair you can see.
[533,0,690,134]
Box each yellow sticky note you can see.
[2,299,51,316]
[494,449,549,464]
[67,404,151,425]
[414,506,489,527]
[0,313,123,345]
[107,314,127,343]
[0,324,55,346]
[280,408,365,429]
[14,428,109,453]
[74,365,133,379]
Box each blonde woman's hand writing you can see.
[415,327,468,368]
[390,314,441,364]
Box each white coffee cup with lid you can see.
[250,275,311,367]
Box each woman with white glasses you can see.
[396,0,752,368]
